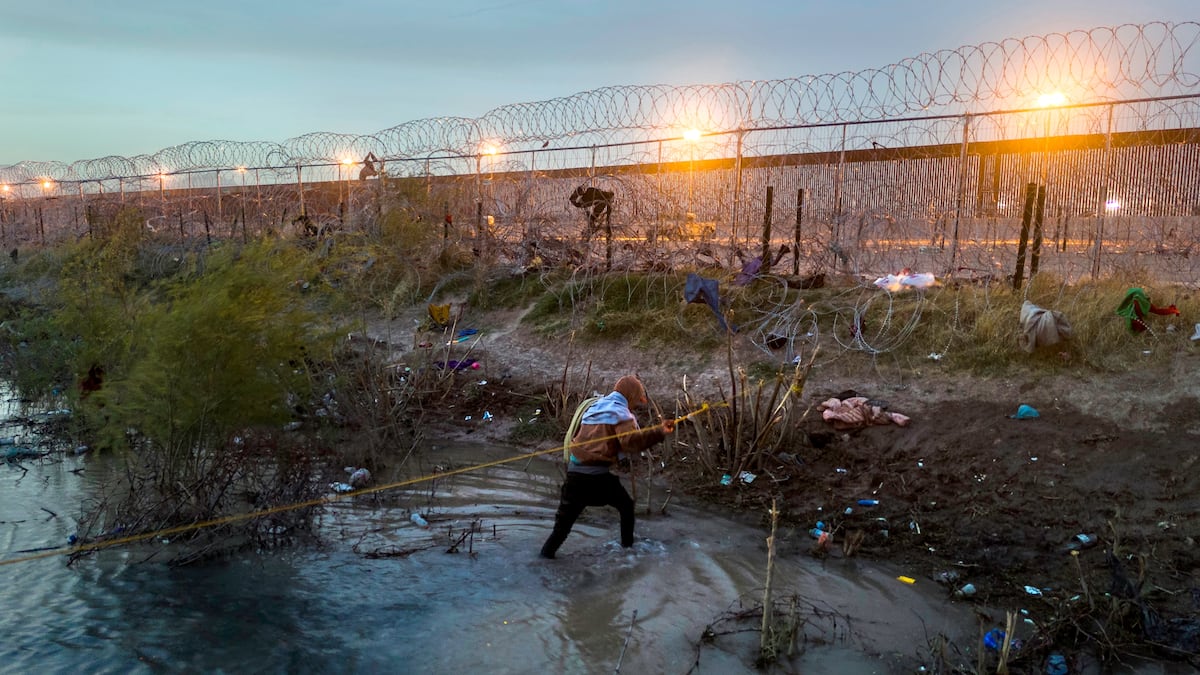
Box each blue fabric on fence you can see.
[684,273,736,333]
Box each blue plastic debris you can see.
[1010,404,1040,420]
[1045,653,1068,675]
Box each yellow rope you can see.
[0,402,721,568]
[564,396,600,463]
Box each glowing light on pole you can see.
[157,172,168,211]
[236,166,248,237]
[1032,91,1068,183]
[339,157,354,204]
[340,157,356,224]
[1035,91,1068,108]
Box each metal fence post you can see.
[1092,103,1115,279]
[950,114,970,272]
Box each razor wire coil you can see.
[3,22,1199,186]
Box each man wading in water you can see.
[540,375,675,559]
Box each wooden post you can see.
[1029,185,1046,278]
[1012,183,1037,290]
[296,164,305,218]
[950,115,970,272]
[731,132,744,250]
[475,200,483,257]
[604,208,613,271]
[793,188,805,275]
[760,186,774,273]
[759,499,779,661]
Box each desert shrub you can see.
[80,240,339,456]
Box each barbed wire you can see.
[2,21,1198,186]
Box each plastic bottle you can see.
[410,513,429,528]
[858,499,880,507]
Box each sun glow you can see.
[1035,91,1068,108]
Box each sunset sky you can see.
[2,0,1196,164]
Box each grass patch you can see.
[466,271,560,310]
[517,271,729,350]
[792,273,1197,376]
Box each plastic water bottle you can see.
[858,499,880,507]
[410,513,429,528]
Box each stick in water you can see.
[614,608,638,673]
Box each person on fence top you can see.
[539,375,675,559]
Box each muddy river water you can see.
[1,437,987,675]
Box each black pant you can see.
[540,471,634,558]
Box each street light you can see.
[236,166,248,238]
[1033,91,1067,183]
[340,157,352,199]
[157,172,168,213]
[1035,91,1067,108]
[474,143,500,244]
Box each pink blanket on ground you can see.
[818,397,911,430]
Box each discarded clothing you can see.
[580,391,637,426]
[736,246,790,286]
[1018,300,1072,352]
[734,256,762,286]
[874,271,936,292]
[1116,287,1178,333]
[818,397,911,430]
[435,359,480,371]
[348,467,372,488]
[684,273,736,332]
[428,303,451,328]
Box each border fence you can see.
[2,22,1199,284]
